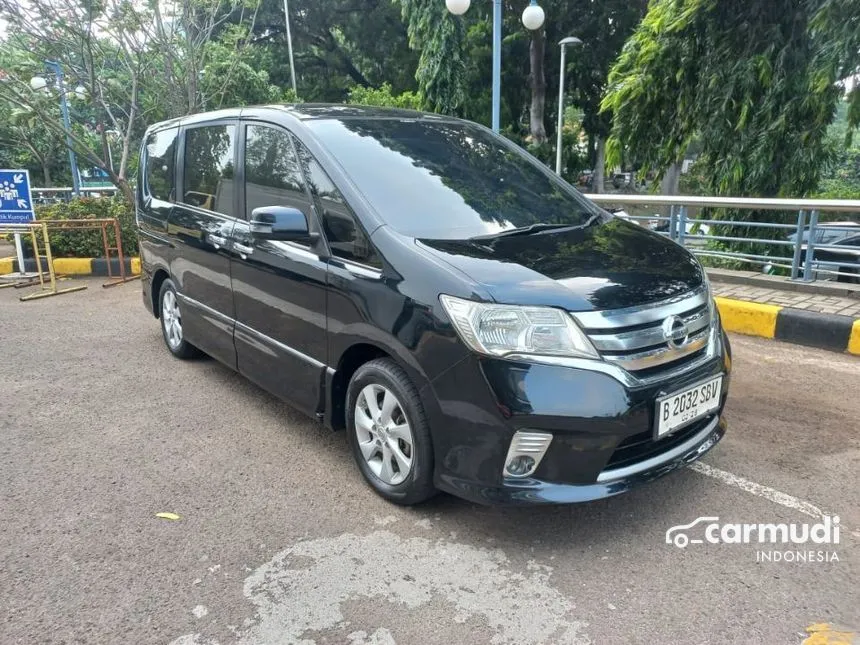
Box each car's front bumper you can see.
[422,329,731,505]
[439,415,725,504]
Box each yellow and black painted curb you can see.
[715,297,860,356]
[0,256,141,277]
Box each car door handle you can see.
[232,241,254,259]
[208,233,227,249]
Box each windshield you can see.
[307,118,602,239]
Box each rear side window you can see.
[182,124,236,215]
[144,128,178,201]
[294,140,382,268]
[244,125,312,220]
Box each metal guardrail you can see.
[31,187,119,204]
[584,194,860,283]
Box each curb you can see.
[715,297,860,356]
[0,256,141,276]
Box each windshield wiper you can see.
[468,214,602,242]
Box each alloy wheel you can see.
[162,290,183,350]
[354,383,414,485]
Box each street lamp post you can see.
[104,129,121,174]
[30,61,81,195]
[282,0,298,97]
[446,0,545,134]
[555,36,582,175]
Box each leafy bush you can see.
[8,197,138,258]
[347,83,422,110]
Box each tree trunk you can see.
[42,163,52,187]
[661,163,681,195]
[528,30,547,144]
[593,136,606,193]
[116,176,134,206]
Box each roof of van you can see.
[276,104,446,120]
[146,104,453,132]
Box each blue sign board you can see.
[0,169,35,225]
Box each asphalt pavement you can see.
[1,277,858,645]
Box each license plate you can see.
[655,376,723,438]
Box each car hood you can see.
[417,218,704,312]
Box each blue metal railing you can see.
[585,194,860,283]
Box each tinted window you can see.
[182,125,236,214]
[244,125,311,220]
[144,128,177,201]
[295,140,381,267]
[306,119,600,239]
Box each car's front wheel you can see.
[158,279,202,359]
[346,358,436,505]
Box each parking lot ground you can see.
[1,277,858,645]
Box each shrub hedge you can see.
[6,197,138,258]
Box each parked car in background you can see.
[802,232,860,282]
[137,105,731,506]
[612,172,633,189]
[788,221,860,244]
[576,169,593,190]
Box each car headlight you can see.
[439,295,599,361]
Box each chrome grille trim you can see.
[572,286,708,330]
[571,286,713,375]
[588,307,710,352]
[601,329,709,371]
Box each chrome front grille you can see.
[571,287,713,376]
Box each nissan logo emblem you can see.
[662,315,689,349]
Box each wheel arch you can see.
[150,267,170,318]
[326,341,432,432]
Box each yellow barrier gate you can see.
[0,222,88,300]
[37,217,139,288]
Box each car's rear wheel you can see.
[346,358,436,505]
[159,279,202,359]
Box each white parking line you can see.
[689,462,829,519]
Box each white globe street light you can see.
[445,0,547,132]
[74,85,87,100]
[29,75,48,92]
[445,0,470,15]
[521,2,545,31]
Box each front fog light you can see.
[503,431,552,478]
[506,455,536,476]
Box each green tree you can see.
[245,0,418,103]
[398,0,468,113]
[0,99,69,186]
[347,83,422,109]
[601,0,860,200]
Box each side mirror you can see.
[250,206,318,243]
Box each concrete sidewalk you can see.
[711,281,860,318]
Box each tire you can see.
[346,358,436,505]
[158,278,202,359]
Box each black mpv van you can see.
[137,105,731,505]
